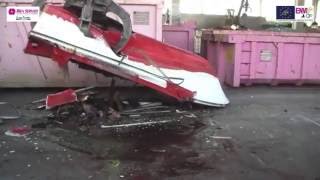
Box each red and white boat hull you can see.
[25,5,229,107]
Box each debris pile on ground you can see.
[31,87,204,133]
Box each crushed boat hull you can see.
[25,5,229,107]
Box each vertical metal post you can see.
[293,0,305,31]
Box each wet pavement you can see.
[0,86,320,180]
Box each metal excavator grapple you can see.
[32,0,132,53]
[25,0,230,107]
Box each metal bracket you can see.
[79,0,93,36]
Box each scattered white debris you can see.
[0,115,20,120]
[209,121,216,126]
[5,131,24,137]
[210,136,232,140]
[101,120,172,129]
[184,113,197,118]
[139,102,162,107]
[129,114,141,118]
[176,109,187,114]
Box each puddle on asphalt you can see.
[40,112,229,179]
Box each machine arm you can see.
[33,0,132,53]
[65,0,132,53]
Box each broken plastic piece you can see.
[46,89,78,109]
[32,86,95,104]
[5,127,32,137]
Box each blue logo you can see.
[276,6,295,19]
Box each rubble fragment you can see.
[108,108,121,121]
[101,120,173,129]
[32,86,95,104]
[34,105,46,110]
[139,102,163,107]
[211,136,232,140]
[82,103,99,118]
[122,105,169,113]
[5,127,32,137]
[184,113,198,118]
[46,89,78,109]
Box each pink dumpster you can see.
[202,30,320,87]
[163,22,196,53]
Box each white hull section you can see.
[31,12,229,106]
